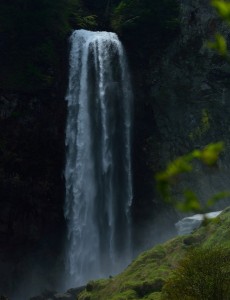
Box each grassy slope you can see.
[78,207,230,300]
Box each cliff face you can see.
[0,89,67,296]
[129,0,230,252]
[151,0,230,164]
[152,0,230,201]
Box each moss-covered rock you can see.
[77,207,230,299]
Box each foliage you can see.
[155,142,230,213]
[81,0,120,20]
[67,0,98,29]
[162,246,230,300]
[111,0,179,32]
[212,0,230,22]
[77,242,180,300]
[77,208,230,299]
[110,0,179,56]
[207,0,230,58]
[207,33,228,56]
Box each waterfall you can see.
[64,29,133,287]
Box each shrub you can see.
[161,246,230,300]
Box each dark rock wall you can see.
[150,0,230,195]
[0,89,67,297]
[130,0,230,252]
[152,0,230,159]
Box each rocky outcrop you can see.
[175,211,222,235]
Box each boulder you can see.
[175,211,222,235]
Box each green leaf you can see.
[206,191,230,207]
[200,142,224,165]
[207,34,228,56]
[212,0,230,21]
[155,142,225,213]
[176,190,201,213]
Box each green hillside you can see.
[78,207,230,300]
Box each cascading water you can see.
[64,29,133,287]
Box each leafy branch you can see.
[155,142,230,213]
[207,0,230,59]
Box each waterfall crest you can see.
[64,29,133,287]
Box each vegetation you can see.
[207,0,230,59]
[111,0,179,59]
[111,0,179,35]
[77,208,230,299]
[162,246,230,300]
[155,142,230,213]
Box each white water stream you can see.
[64,29,133,287]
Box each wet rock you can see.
[175,211,222,235]
[30,286,85,300]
